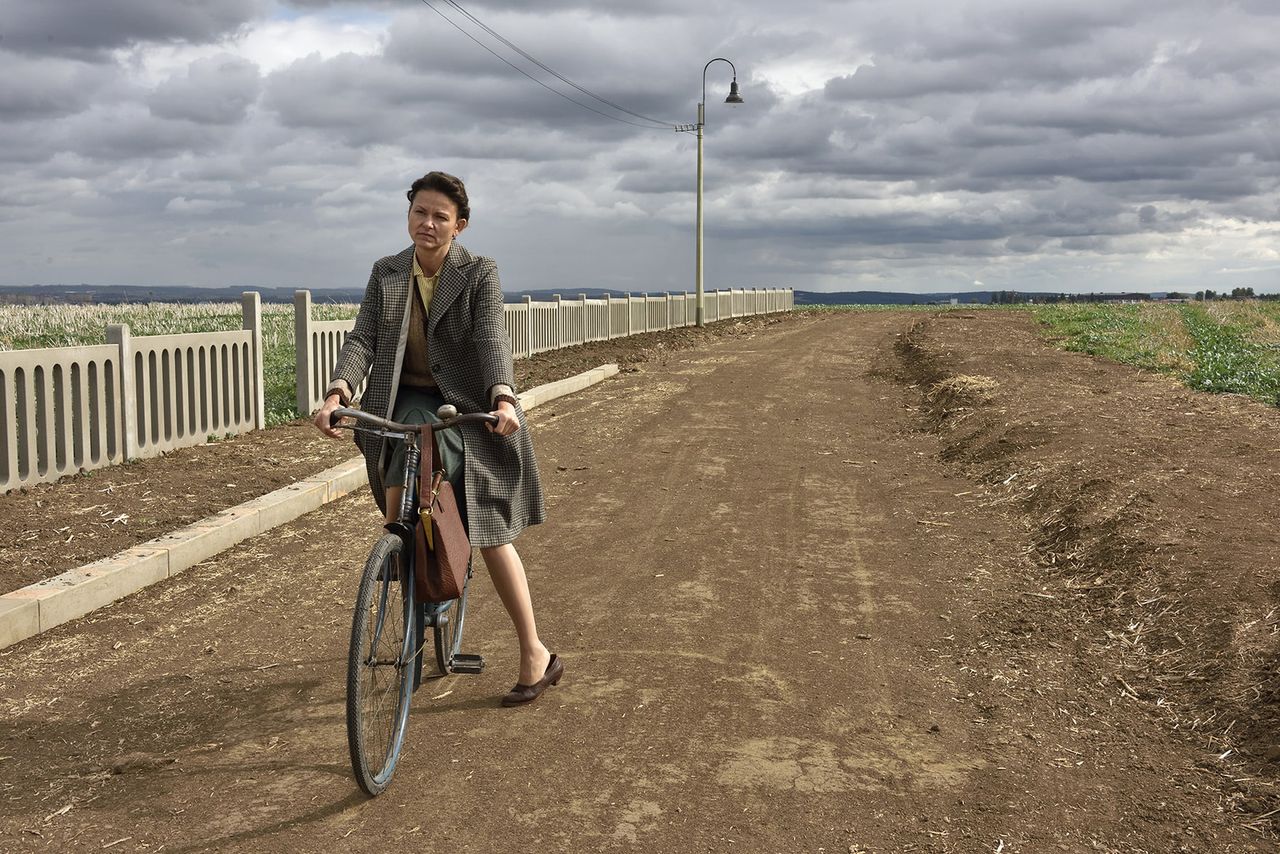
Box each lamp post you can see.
[695,57,743,328]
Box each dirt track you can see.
[2,310,1278,852]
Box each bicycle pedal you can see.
[450,654,485,674]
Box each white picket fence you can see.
[2,288,791,492]
[295,287,793,414]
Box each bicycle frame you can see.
[334,406,495,688]
[340,404,496,795]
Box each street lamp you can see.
[695,57,743,328]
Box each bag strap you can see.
[417,425,439,509]
[431,421,445,473]
[417,421,447,510]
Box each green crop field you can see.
[0,302,360,425]
[1035,301,1280,407]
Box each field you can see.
[0,301,360,425]
[1034,301,1280,406]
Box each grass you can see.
[0,301,360,425]
[1034,303,1195,374]
[1180,304,1280,404]
[1035,301,1280,407]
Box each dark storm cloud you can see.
[149,55,261,124]
[615,162,689,194]
[378,7,702,129]
[64,104,236,161]
[280,0,691,14]
[0,52,112,119]
[263,16,690,153]
[0,0,264,56]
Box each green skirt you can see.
[385,387,466,523]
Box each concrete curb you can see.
[0,363,620,650]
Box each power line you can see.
[417,0,685,131]
[440,0,681,128]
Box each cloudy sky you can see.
[3,0,1279,295]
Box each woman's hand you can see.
[313,394,345,439]
[488,400,521,436]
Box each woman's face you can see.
[408,189,467,255]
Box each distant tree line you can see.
[1193,287,1274,301]
[990,291,1153,304]
[988,287,1276,304]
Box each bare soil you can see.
[2,321,757,591]
[1,309,1277,853]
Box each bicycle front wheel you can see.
[346,533,415,796]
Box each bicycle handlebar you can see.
[331,405,499,434]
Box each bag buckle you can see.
[418,470,446,551]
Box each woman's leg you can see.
[383,487,403,524]
[480,543,551,685]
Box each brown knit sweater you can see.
[400,281,435,388]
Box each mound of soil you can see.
[892,310,1280,829]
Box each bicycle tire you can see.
[346,533,415,796]
[433,551,474,674]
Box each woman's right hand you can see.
[314,394,345,439]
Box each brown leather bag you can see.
[413,426,470,602]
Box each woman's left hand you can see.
[488,400,521,436]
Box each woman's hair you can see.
[406,171,470,221]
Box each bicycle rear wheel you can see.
[433,551,474,675]
[347,533,415,796]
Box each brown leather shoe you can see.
[500,654,564,707]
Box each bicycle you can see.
[332,403,497,796]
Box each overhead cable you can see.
[417,0,684,131]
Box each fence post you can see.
[554,294,563,349]
[242,292,265,429]
[604,294,612,339]
[521,295,533,355]
[625,293,633,336]
[106,323,135,461]
[579,293,588,342]
[664,293,672,330]
[294,289,312,415]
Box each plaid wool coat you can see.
[330,242,546,546]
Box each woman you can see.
[313,171,562,707]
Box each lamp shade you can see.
[725,79,744,104]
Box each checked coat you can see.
[329,242,546,547]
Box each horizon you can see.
[4,282,1275,303]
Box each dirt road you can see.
[2,311,1276,852]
